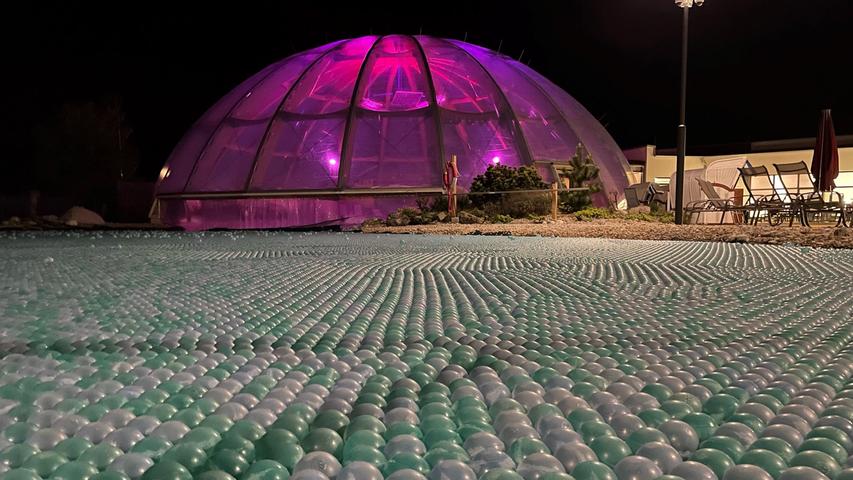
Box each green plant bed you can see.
[573,208,674,223]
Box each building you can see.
[625,135,853,203]
[153,35,633,230]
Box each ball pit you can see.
[2,231,853,480]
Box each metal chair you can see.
[624,187,641,209]
[773,161,846,227]
[737,165,798,226]
[684,178,749,224]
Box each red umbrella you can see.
[811,109,839,192]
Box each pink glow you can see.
[156,35,632,229]
[356,35,431,112]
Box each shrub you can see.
[470,164,547,195]
[492,214,513,224]
[479,192,551,218]
[573,207,675,223]
[623,211,675,223]
[573,207,613,221]
[469,165,549,218]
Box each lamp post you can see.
[674,0,703,225]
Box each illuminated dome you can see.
[155,35,632,229]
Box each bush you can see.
[469,165,549,218]
[624,211,675,223]
[470,164,547,195]
[573,207,613,221]
[573,207,675,223]
[492,214,513,224]
[479,192,551,218]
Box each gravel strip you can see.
[363,219,853,249]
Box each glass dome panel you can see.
[250,117,346,191]
[156,35,632,229]
[450,40,579,163]
[283,36,378,115]
[347,112,440,188]
[184,50,336,193]
[515,62,632,197]
[157,61,282,193]
[356,35,431,112]
[416,36,501,114]
[441,116,523,186]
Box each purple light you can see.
[155,35,632,230]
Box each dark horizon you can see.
[2,1,851,192]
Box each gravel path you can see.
[363,219,853,249]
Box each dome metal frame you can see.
[154,35,632,229]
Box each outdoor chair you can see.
[737,165,798,226]
[773,161,846,227]
[644,183,668,207]
[684,178,749,224]
[624,186,641,209]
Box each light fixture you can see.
[492,156,501,165]
[673,0,704,224]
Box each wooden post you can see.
[449,155,458,217]
[148,198,161,225]
[551,182,558,220]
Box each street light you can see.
[674,0,703,225]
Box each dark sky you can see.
[3,1,851,189]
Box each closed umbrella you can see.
[811,109,839,192]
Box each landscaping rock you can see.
[459,211,485,224]
[61,207,105,226]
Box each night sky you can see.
[3,1,851,191]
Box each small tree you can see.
[559,143,601,212]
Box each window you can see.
[836,172,853,204]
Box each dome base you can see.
[159,195,424,231]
